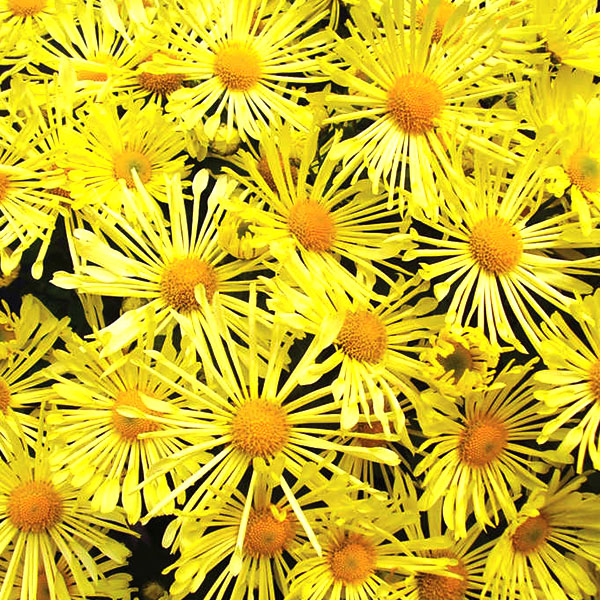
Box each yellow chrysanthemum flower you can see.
[0,0,61,53]
[0,96,65,277]
[535,289,600,472]
[0,430,131,600]
[528,0,600,73]
[225,123,415,290]
[165,472,351,600]
[47,324,207,524]
[415,361,570,538]
[51,171,270,357]
[323,0,521,210]
[265,253,441,437]
[0,295,68,453]
[390,481,494,600]
[57,100,188,211]
[1,549,133,600]
[152,0,331,140]
[286,497,456,600]
[421,323,502,398]
[545,97,600,236]
[138,290,398,554]
[406,144,600,351]
[484,470,600,600]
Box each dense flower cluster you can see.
[1,0,600,598]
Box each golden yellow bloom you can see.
[484,470,600,600]
[51,171,270,358]
[323,0,521,210]
[152,0,331,140]
[407,143,600,351]
[47,325,206,524]
[0,430,131,600]
[416,361,569,538]
[535,289,600,472]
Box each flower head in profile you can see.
[415,361,570,538]
[153,0,331,140]
[484,470,600,600]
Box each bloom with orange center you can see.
[0,435,131,600]
[135,301,399,552]
[416,361,564,538]
[408,146,600,351]
[484,470,600,600]
[264,255,440,437]
[213,42,263,92]
[386,73,444,135]
[535,289,600,472]
[57,101,188,211]
[52,170,270,359]
[287,511,459,600]
[159,0,331,140]
[47,329,206,524]
[322,0,521,210]
[394,473,496,600]
[226,123,417,315]
[163,473,334,600]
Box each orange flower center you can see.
[75,53,116,81]
[231,399,290,458]
[214,42,262,92]
[0,173,10,202]
[328,534,376,585]
[8,0,46,16]
[387,73,444,134]
[567,151,600,193]
[417,0,457,43]
[243,507,296,557]
[0,376,10,413]
[8,481,63,532]
[511,513,550,554]
[160,257,218,313]
[417,551,469,600]
[112,389,161,442]
[353,421,385,447]
[287,199,337,252]
[438,342,473,382]
[469,216,522,274]
[589,359,600,402]
[459,415,508,467]
[138,72,184,96]
[113,150,153,188]
[337,310,387,364]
